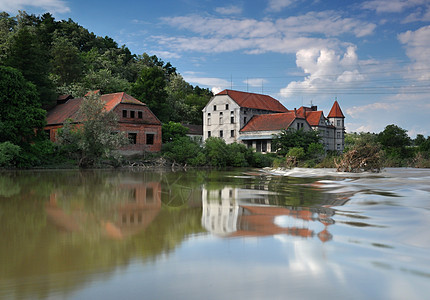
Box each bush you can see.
[0,142,21,168]
[162,136,202,165]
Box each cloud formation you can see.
[280,46,365,98]
[158,11,375,55]
[0,0,70,13]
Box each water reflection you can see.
[1,169,429,299]
[201,181,347,242]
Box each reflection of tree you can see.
[0,170,205,299]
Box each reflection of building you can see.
[114,181,161,237]
[201,186,343,242]
[45,178,162,239]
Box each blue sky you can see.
[1,0,430,136]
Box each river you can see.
[0,168,429,299]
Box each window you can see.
[244,117,247,124]
[219,117,223,124]
[130,111,135,118]
[256,140,262,152]
[337,120,341,126]
[220,130,223,138]
[226,104,229,110]
[247,141,253,148]
[337,144,341,150]
[231,116,234,123]
[208,131,211,137]
[208,117,211,125]
[231,130,234,137]
[214,105,217,111]
[128,133,137,144]
[146,133,154,145]
[262,140,267,152]
[122,110,127,118]
[138,111,143,118]
[337,132,341,139]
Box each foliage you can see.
[57,93,128,168]
[162,136,202,165]
[0,142,21,167]
[272,129,321,157]
[377,124,412,159]
[162,122,189,143]
[0,66,47,146]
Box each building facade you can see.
[202,90,345,152]
[45,91,162,155]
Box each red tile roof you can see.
[328,101,345,118]
[240,112,300,132]
[46,92,146,125]
[305,111,323,126]
[217,89,288,112]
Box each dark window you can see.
[244,117,247,124]
[128,133,137,144]
[146,187,154,203]
[231,130,234,137]
[208,131,211,137]
[146,133,154,145]
[247,141,253,148]
[262,140,267,152]
[256,140,262,152]
[220,130,223,138]
[214,105,217,111]
[138,111,143,118]
[130,111,135,118]
[226,104,229,110]
[231,116,234,123]
[123,110,127,118]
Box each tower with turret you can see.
[327,100,345,152]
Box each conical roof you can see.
[327,101,345,118]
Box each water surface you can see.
[0,168,429,299]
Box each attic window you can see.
[214,105,217,111]
[138,111,143,118]
[226,104,229,110]
[130,111,135,118]
[123,110,127,118]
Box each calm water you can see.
[0,168,429,299]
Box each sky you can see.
[1,0,430,137]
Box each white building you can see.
[202,89,345,152]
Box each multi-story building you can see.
[202,89,345,152]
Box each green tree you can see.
[162,122,189,143]
[272,129,321,156]
[0,66,46,146]
[50,34,83,85]
[377,124,411,159]
[57,93,128,168]
[131,66,170,122]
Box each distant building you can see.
[45,91,162,155]
[202,89,345,152]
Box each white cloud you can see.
[361,0,427,13]
[182,73,230,93]
[0,0,70,13]
[267,0,298,12]
[398,25,430,81]
[158,12,375,55]
[280,46,366,98]
[215,5,242,15]
[346,102,395,119]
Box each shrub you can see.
[0,142,21,167]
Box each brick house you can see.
[45,91,162,154]
[202,89,345,152]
